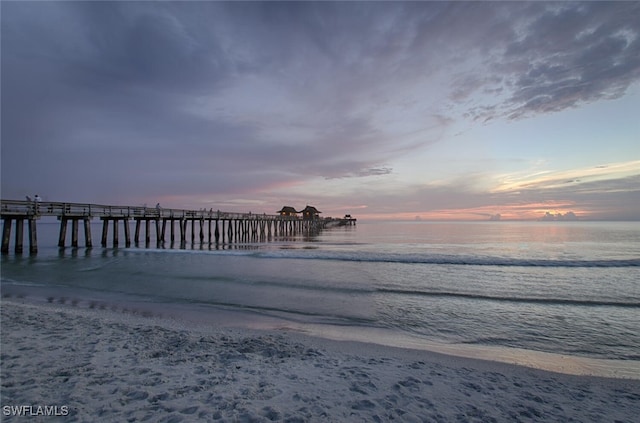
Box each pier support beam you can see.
[61,218,70,247]
[0,217,39,254]
[123,219,130,247]
[2,218,13,254]
[84,218,92,248]
[161,219,168,244]
[58,217,92,248]
[134,220,141,244]
[28,218,38,254]
[180,219,186,247]
[71,219,79,247]
[145,219,151,245]
[101,219,109,247]
[112,219,119,247]
[100,218,125,248]
[14,219,24,254]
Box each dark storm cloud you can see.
[2,1,639,207]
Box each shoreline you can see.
[2,300,639,422]
[2,284,640,380]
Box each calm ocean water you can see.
[2,220,639,365]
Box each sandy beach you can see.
[2,300,639,422]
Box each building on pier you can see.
[301,205,321,220]
[277,206,299,217]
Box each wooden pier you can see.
[0,200,350,254]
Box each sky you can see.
[1,1,639,221]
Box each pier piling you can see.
[14,218,24,254]
[123,219,130,247]
[101,219,109,247]
[84,218,92,248]
[71,219,79,247]
[28,218,38,254]
[2,218,13,254]
[61,218,70,247]
[57,217,93,248]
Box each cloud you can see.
[540,211,579,221]
[491,161,640,193]
[456,2,640,121]
[326,167,393,179]
[1,2,638,218]
[303,162,640,220]
[1,2,429,191]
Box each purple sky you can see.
[2,1,639,220]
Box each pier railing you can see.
[0,199,285,220]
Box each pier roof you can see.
[277,206,299,215]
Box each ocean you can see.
[2,219,639,372]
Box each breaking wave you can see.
[252,250,640,268]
